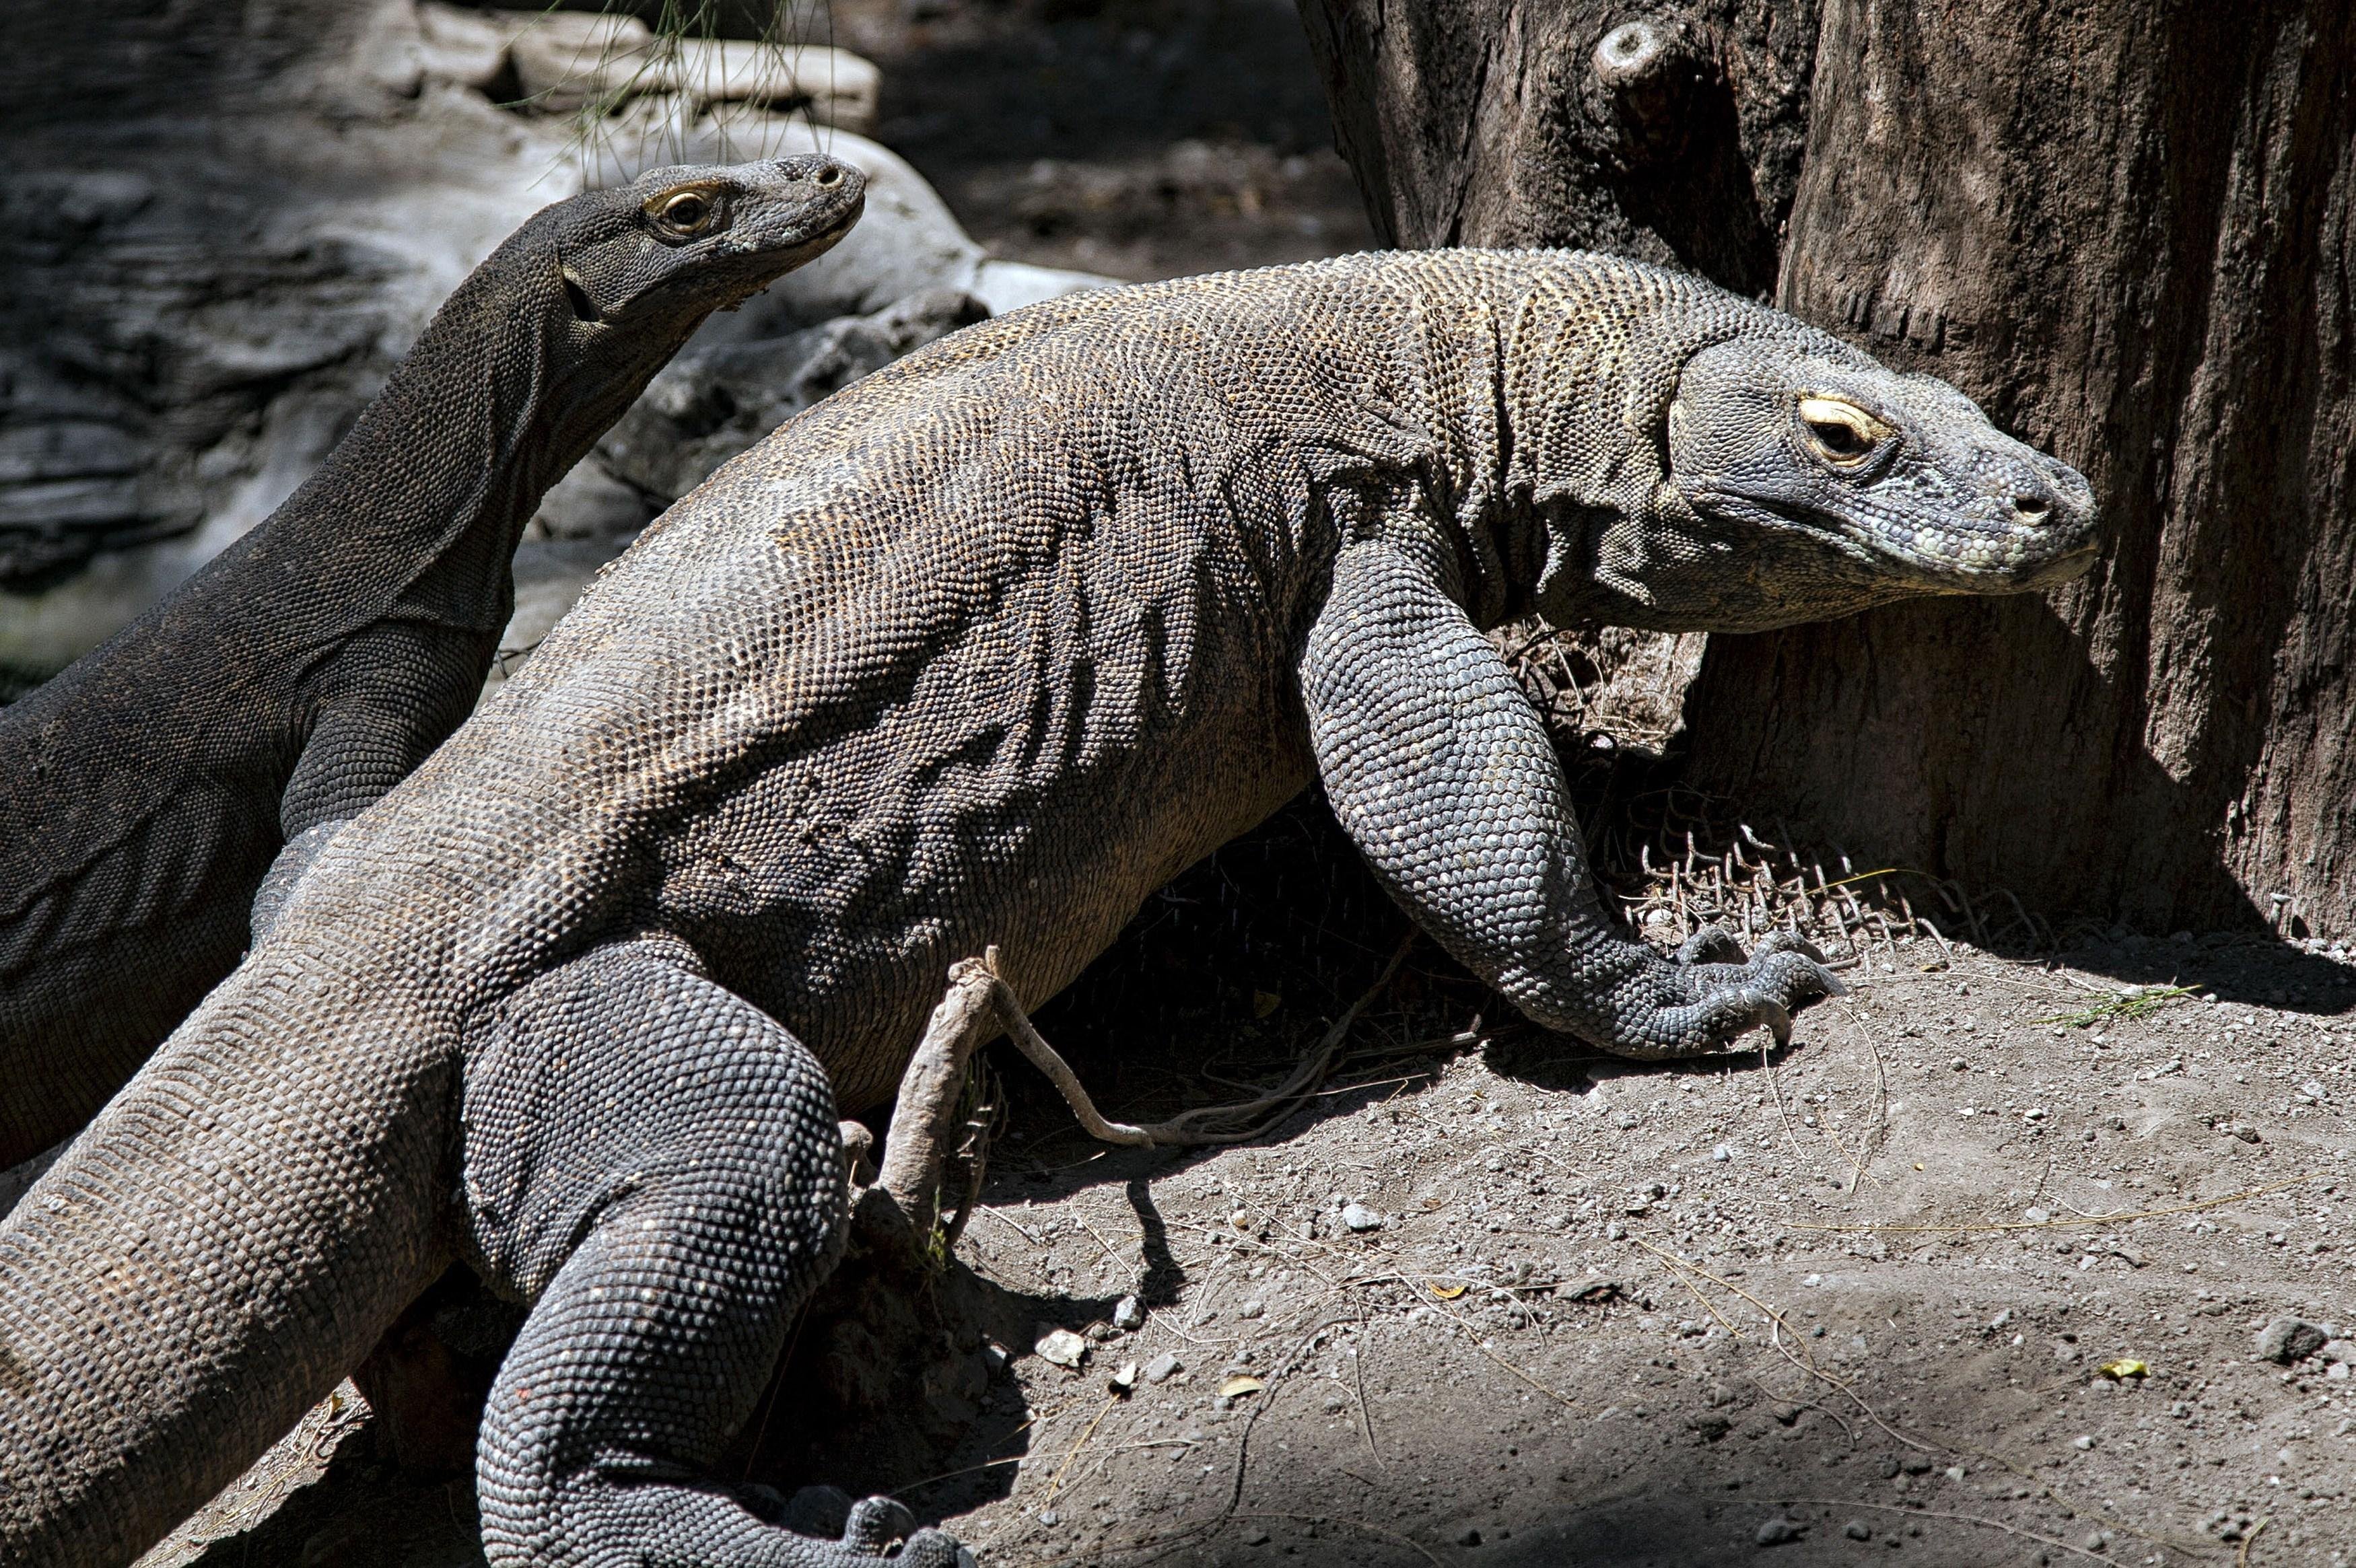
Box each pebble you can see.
[1112,1295,1144,1330]
[1238,1299,1266,1320]
[1109,1361,1138,1394]
[1038,1509,1060,1527]
[2073,1435,2095,1450]
[1844,1520,1872,1541]
[1457,1526,1483,1546]
[1321,1391,1348,1413]
[1035,1328,1088,1369]
[1144,1351,1183,1384]
[2256,1315,2331,1364]
[1342,1203,1383,1232]
[1756,1516,1805,1546]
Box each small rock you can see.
[1756,1516,1805,1546]
[1038,1508,1060,1527]
[2073,1435,2095,1450]
[1342,1203,1383,1232]
[1321,1391,1348,1413]
[1457,1526,1484,1546]
[1712,1144,1733,1162]
[1112,1295,1144,1330]
[1845,1520,1872,1541]
[1144,1351,1183,1384]
[1238,1299,1266,1320]
[1241,1527,1271,1546]
[1035,1328,1088,1369]
[2256,1316,2330,1364]
[1109,1361,1139,1395]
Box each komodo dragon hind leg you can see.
[458,934,971,1568]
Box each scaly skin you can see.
[0,250,2095,1567]
[0,155,866,1167]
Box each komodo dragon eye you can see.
[648,188,721,238]
[1797,396,1893,468]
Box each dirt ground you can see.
[98,3,2356,1565]
[918,900,2356,1568]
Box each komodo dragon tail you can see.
[0,937,454,1567]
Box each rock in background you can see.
[0,0,1109,692]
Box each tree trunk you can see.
[1296,0,2356,937]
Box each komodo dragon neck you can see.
[0,156,865,1168]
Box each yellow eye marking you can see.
[1796,396,1892,467]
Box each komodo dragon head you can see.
[1536,313,2100,633]
[405,153,868,465]
[548,153,865,330]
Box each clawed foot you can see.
[774,1486,975,1567]
[1624,924,1846,1055]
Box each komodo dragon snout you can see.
[1661,336,2100,610]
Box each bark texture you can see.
[1297,0,2356,936]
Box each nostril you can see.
[2012,493,2052,523]
[815,165,843,188]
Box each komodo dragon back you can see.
[1,249,2096,1567]
[0,154,866,1168]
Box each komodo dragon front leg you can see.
[1303,534,1843,1057]
[250,621,489,936]
[459,935,969,1567]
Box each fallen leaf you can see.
[1218,1375,1264,1399]
[2098,1358,2148,1381]
[1252,990,1282,1018]
[1426,1280,1467,1300]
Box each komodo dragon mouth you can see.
[1692,482,2102,592]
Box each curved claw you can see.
[1754,996,1793,1046]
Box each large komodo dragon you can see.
[0,249,2097,1568]
[0,154,866,1167]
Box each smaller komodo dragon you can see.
[0,250,2097,1568]
[0,154,865,1166]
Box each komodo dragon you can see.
[0,250,2097,1567]
[0,154,866,1167]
